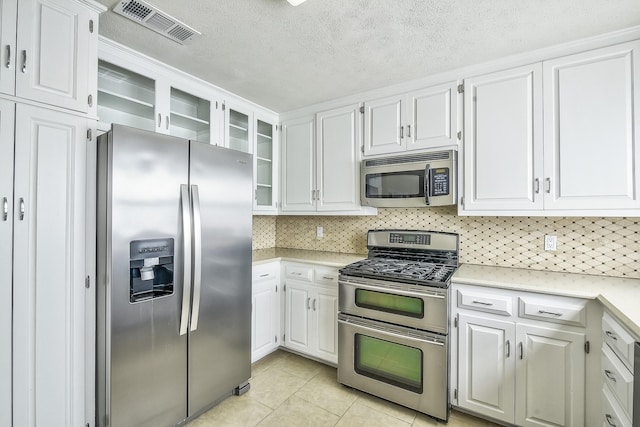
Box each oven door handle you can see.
[338,318,445,347]
[339,279,445,300]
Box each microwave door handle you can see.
[424,164,431,205]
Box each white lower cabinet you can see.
[283,263,338,364]
[601,311,635,427]
[454,284,588,427]
[251,263,280,362]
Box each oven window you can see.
[354,334,423,393]
[365,170,424,199]
[355,289,424,318]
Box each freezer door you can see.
[187,142,253,416]
[98,125,189,427]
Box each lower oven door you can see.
[339,276,448,334]
[337,314,449,421]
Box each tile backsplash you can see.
[258,207,640,279]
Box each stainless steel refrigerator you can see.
[96,125,252,427]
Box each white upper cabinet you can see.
[281,104,372,214]
[364,81,459,156]
[0,0,16,96]
[461,40,640,216]
[97,60,157,133]
[224,100,253,154]
[407,82,459,151]
[253,113,278,212]
[363,94,404,156]
[543,40,640,211]
[14,0,99,113]
[170,87,211,143]
[316,103,362,211]
[463,63,543,211]
[281,115,315,212]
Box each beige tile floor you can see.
[187,350,500,427]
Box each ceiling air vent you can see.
[113,0,201,45]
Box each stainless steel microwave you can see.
[361,150,456,208]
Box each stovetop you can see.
[340,229,460,287]
[340,257,456,288]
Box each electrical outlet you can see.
[316,226,323,239]
[544,235,557,251]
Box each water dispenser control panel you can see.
[129,238,174,303]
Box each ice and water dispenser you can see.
[129,238,174,303]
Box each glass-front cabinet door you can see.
[170,87,211,143]
[254,115,278,212]
[97,60,156,133]
[225,102,252,154]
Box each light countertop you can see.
[252,248,640,338]
[453,264,640,338]
[252,248,366,268]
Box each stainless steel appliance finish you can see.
[337,230,458,422]
[338,277,448,334]
[338,314,448,416]
[96,125,252,427]
[361,150,456,208]
[634,342,639,427]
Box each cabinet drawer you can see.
[314,267,339,287]
[602,387,633,427]
[457,289,512,316]
[602,344,634,418]
[284,264,313,282]
[603,312,636,371]
[518,296,587,327]
[252,263,278,282]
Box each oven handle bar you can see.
[338,318,445,347]
[339,279,446,300]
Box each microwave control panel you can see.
[430,168,450,196]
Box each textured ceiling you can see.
[96,0,640,113]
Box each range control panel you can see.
[389,233,430,245]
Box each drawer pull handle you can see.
[259,273,269,278]
[604,370,617,383]
[322,276,334,280]
[312,298,317,311]
[605,414,617,427]
[472,300,493,306]
[605,330,618,341]
[538,310,562,317]
[306,298,310,310]
[506,340,510,358]
[293,272,302,275]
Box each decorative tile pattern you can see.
[252,216,277,250]
[270,208,640,279]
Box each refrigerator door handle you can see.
[190,184,202,332]
[179,184,192,336]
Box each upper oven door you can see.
[338,276,448,334]
[361,155,456,208]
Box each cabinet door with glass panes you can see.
[169,87,211,143]
[254,113,278,212]
[97,60,156,134]
[224,101,253,154]
[97,60,215,144]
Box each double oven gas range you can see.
[337,229,459,422]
